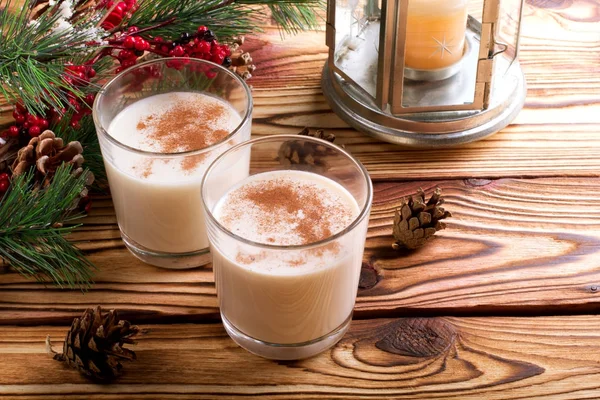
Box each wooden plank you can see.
[2,316,600,399]
[2,3,600,181]
[2,177,600,324]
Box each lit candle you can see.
[404,0,469,70]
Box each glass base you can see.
[121,231,212,269]
[221,313,352,360]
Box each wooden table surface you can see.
[2,0,600,398]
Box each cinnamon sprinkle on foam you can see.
[135,94,232,176]
[218,172,356,247]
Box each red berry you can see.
[118,49,134,60]
[101,21,115,30]
[23,122,30,129]
[87,68,96,78]
[196,41,210,54]
[127,26,139,34]
[14,114,25,124]
[134,38,147,51]
[211,52,225,65]
[28,125,41,137]
[27,114,39,126]
[123,36,136,49]
[0,180,9,193]
[8,126,19,137]
[197,26,207,34]
[0,173,9,181]
[106,0,114,7]
[154,36,164,42]
[85,94,96,105]
[105,12,122,25]
[39,118,49,130]
[125,0,138,11]
[206,70,217,79]
[15,102,26,113]
[115,67,123,74]
[172,45,185,57]
[70,120,81,129]
[72,111,86,121]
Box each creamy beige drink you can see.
[106,92,248,256]
[211,170,363,345]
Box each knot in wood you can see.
[359,262,380,289]
[375,318,456,357]
[464,178,492,187]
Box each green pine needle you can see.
[0,0,106,115]
[0,166,95,288]
[128,0,323,41]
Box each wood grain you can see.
[2,177,600,324]
[2,316,600,399]
[2,2,600,181]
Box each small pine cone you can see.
[46,306,141,381]
[278,128,338,172]
[392,187,452,250]
[11,130,94,189]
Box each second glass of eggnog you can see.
[93,58,252,269]
[202,135,372,359]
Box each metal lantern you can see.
[322,0,527,146]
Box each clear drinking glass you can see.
[202,135,373,359]
[93,58,252,269]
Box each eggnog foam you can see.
[108,91,241,180]
[213,170,360,274]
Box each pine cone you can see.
[46,306,141,381]
[11,130,94,189]
[392,188,452,250]
[278,128,338,171]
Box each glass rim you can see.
[92,57,253,158]
[201,134,373,250]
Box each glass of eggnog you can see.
[93,58,252,269]
[202,135,372,359]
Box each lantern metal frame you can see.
[322,0,527,147]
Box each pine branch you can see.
[241,0,324,35]
[128,0,323,41]
[0,165,95,288]
[0,0,107,114]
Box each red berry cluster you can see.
[8,103,49,138]
[101,0,138,30]
[0,173,10,195]
[5,63,97,139]
[156,26,232,71]
[63,63,97,129]
[108,26,231,77]
[115,27,151,73]
[4,23,234,141]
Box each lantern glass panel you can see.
[494,0,523,77]
[333,0,382,98]
[398,0,483,110]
